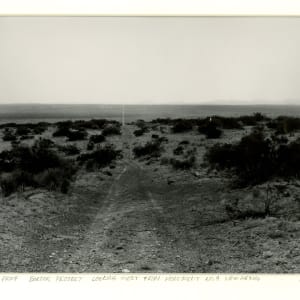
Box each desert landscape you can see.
[0,113,299,273]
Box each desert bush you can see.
[198,122,222,139]
[73,119,106,130]
[215,116,243,129]
[160,157,170,165]
[0,171,35,196]
[170,155,196,170]
[16,126,31,136]
[267,116,300,134]
[276,139,300,177]
[136,119,147,129]
[20,135,34,140]
[32,122,49,135]
[172,119,194,133]
[67,129,87,141]
[89,134,105,144]
[77,144,121,169]
[87,141,95,151]
[157,136,168,143]
[52,126,71,138]
[204,130,300,186]
[238,113,268,126]
[35,168,72,193]
[150,118,172,125]
[173,146,184,155]
[0,139,77,196]
[37,138,56,149]
[133,140,163,158]
[60,144,80,156]
[2,129,17,142]
[134,128,146,137]
[102,124,121,136]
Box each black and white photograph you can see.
[0,16,299,273]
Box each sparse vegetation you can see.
[170,155,196,170]
[0,139,77,196]
[133,140,163,158]
[172,119,194,133]
[205,128,300,186]
[2,129,17,141]
[198,121,222,139]
[89,134,105,144]
[59,144,80,156]
[102,124,121,136]
[77,144,121,170]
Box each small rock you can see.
[263,251,273,258]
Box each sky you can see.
[0,17,300,105]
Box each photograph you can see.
[0,16,299,273]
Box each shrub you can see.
[160,157,170,165]
[170,155,196,170]
[157,136,168,143]
[2,130,17,141]
[0,171,35,196]
[102,124,121,136]
[0,139,78,196]
[215,117,243,130]
[238,113,268,126]
[20,135,34,140]
[67,130,87,141]
[173,146,184,155]
[60,144,80,156]
[16,126,31,136]
[37,138,56,149]
[198,122,222,139]
[136,119,147,129]
[87,141,95,151]
[133,140,163,158]
[205,130,290,186]
[172,119,193,133]
[32,122,49,135]
[134,129,146,137]
[267,116,300,134]
[77,144,121,169]
[35,168,72,193]
[52,127,71,138]
[89,134,105,144]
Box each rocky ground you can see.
[0,123,299,273]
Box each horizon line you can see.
[0,102,299,106]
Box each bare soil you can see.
[0,125,299,273]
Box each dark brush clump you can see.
[170,155,196,170]
[267,116,300,134]
[89,134,106,144]
[133,140,163,158]
[59,144,80,156]
[0,139,77,196]
[198,121,223,139]
[77,144,122,170]
[171,119,194,133]
[102,124,121,136]
[205,128,300,186]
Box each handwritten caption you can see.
[0,274,262,283]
